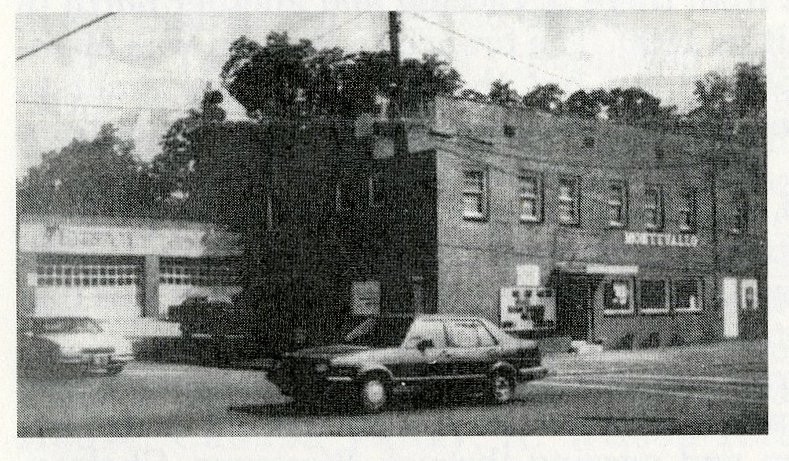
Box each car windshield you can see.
[33,318,102,334]
[342,317,413,348]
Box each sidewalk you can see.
[544,339,767,376]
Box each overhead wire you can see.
[16,13,117,61]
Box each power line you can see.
[17,13,117,61]
[17,100,189,112]
[407,12,583,88]
[313,12,366,43]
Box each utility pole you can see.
[388,11,401,122]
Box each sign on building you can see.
[623,231,699,248]
[499,286,556,332]
[351,281,381,316]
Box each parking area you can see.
[17,339,767,436]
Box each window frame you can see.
[461,168,489,221]
[518,169,543,223]
[671,277,704,313]
[730,191,749,235]
[603,278,635,316]
[643,184,664,231]
[678,187,698,233]
[638,279,670,315]
[557,175,581,226]
[445,319,499,348]
[607,180,628,228]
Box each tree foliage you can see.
[488,79,520,106]
[220,32,462,119]
[522,83,564,112]
[17,124,153,217]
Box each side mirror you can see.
[416,338,434,352]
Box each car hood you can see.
[37,333,131,352]
[286,344,371,361]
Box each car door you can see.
[444,319,500,382]
[397,319,452,384]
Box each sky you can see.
[15,10,766,177]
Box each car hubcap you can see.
[494,376,512,402]
[364,380,386,408]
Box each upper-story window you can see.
[368,172,385,208]
[607,180,628,228]
[643,184,664,231]
[678,187,698,233]
[462,169,488,220]
[518,170,542,223]
[731,191,749,235]
[557,176,580,225]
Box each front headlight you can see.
[59,346,82,357]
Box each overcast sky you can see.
[15,10,765,177]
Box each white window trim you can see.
[607,180,627,228]
[462,169,488,221]
[639,279,670,315]
[644,185,664,231]
[558,176,580,226]
[603,278,635,316]
[518,170,542,223]
[678,188,697,233]
[672,278,704,313]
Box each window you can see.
[672,278,703,312]
[403,320,447,349]
[518,170,542,222]
[607,181,628,228]
[36,260,140,287]
[604,279,633,315]
[336,181,354,213]
[731,192,749,234]
[640,280,668,314]
[557,176,580,225]
[678,188,697,233]
[368,172,385,208]
[159,258,241,287]
[462,169,488,220]
[446,320,497,348]
[644,185,664,230]
[744,286,756,310]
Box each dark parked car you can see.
[268,314,548,412]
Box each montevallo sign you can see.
[624,231,699,248]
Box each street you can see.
[17,339,766,436]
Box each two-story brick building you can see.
[240,96,765,348]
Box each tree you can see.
[733,62,766,118]
[564,90,599,118]
[220,32,462,119]
[522,83,564,112]
[459,88,488,102]
[488,79,520,106]
[17,124,153,217]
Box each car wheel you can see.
[359,375,388,413]
[488,371,516,405]
[105,365,124,376]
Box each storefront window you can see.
[672,278,702,312]
[604,279,633,314]
[640,280,668,313]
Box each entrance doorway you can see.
[556,274,596,341]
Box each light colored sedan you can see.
[18,317,134,376]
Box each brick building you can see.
[241,96,766,348]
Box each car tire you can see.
[358,375,389,413]
[487,371,516,405]
[105,365,124,376]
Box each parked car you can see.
[168,294,263,340]
[268,314,548,413]
[17,316,135,376]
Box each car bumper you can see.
[517,365,549,382]
[269,369,356,399]
[57,354,133,368]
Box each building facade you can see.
[17,214,243,322]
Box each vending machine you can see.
[499,286,557,332]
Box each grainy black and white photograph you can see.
[9,1,777,453]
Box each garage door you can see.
[34,256,143,320]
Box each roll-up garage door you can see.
[34,255,144,320]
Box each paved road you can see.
[17,340,767,436]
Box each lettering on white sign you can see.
[623,231,699,248]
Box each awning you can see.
[556,262,639,275]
